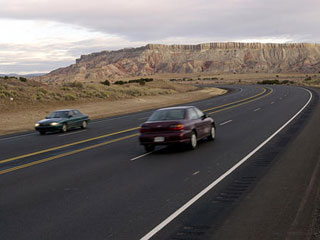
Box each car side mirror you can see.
[45,116,49,119]
[68,115,72,118]
[201,114,207,120]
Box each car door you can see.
[194,107,211,137]
[72,110,83,127]
[67,111,77,128]
[189,108,205,139]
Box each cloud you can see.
[0,0,319,73]
[1,0,319,41]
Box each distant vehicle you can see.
[35,109,90,135]
[139,106,216,152]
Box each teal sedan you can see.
[35,109,90,135]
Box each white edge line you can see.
[253,108,261,112]
[140,88,313,240]
[219,120,233,126]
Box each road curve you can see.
[0,85,318,240]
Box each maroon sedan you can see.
[139,106,216,152]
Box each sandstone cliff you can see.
[38,42,320,83]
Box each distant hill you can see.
[0,73,47,78]
[35,42,320,83]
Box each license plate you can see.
[154,137,165,142]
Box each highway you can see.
[0,85,319,240]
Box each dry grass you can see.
[0,77,225,135]
[145,72,320,86]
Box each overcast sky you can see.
[1,0,319,74]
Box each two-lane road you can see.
[0,85,317,240]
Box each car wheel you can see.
[207,125,216,141]
[189,131,197,150]
[144,145,155,152]
[81,120,87,129]
[61,124,68,133]
[39,131,46,135]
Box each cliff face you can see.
[39,42,320,83]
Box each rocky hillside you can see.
[38,42,320,83]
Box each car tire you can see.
[144,145,155,152]
[188,131,197,150]
[61,123,68,133]
[81,120,87,129]
[207,125,216,141]
[39,131,46,135]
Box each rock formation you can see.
[38,42,320,83]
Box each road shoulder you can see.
[212,88,320,240]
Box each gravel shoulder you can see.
[211,87,320,240]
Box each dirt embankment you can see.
[0,78,226,135]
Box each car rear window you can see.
[148,109,186,121]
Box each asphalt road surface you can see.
[0,85,319,240]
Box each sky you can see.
[0,0,319,74]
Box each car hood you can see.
[38,118,65,124]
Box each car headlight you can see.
[35,123,40,127]
[50,122,59,126]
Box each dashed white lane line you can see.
[140,89,313,240]
[58,130,87,137]
[253,108,261,112]
[131,151,154,161]
[192,171,200,176]
[0,133,37,141]
[219,120,233,126]
[131,146,167,161]
[271,102,275,104]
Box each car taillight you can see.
[170,124,184,130]
[140,126,150,133]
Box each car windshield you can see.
[148,109,186,121]
[47,111,69,118]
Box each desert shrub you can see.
[114,80,127,85]
[64,94,76,101]
[0,84,6,90]
[128,79,140,83]
[0,90,17,97]
[281,80,289,84]
[37,87,48,94]
[101,80,110,86]
[128,78,153,84]
[63,81,84,89]
[19,77,27,82]
[139,79,146,85]
[257,80,280,85]
[140,78,153,82]
[276,75,279,78]
[4,76,8,79]
[305,76,312,81]
[61,86,71,91]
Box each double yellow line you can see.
[0,87,271,175]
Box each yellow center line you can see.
[207,88,273,115]
[0,127,139,164]
[0,87,271,174]
[0,133,139,175]
[202,88,267,112]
